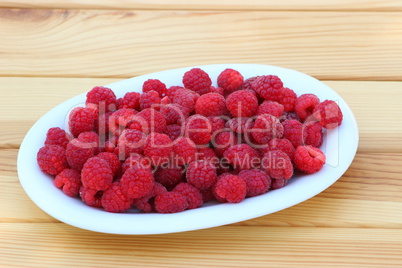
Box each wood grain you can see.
[1,0,402,11]
[1,77,401,152]
[4,148,402,228]
[0,224,401,267]
[1,9,402,80]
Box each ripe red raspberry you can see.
[117,92,141,110]
[271,178,287,190]
[122,153,151,172]
[160,103,188,125]
[241,76,259,90]
[44,127,72,149]
[208,116,226,134]
[238,169,271,197]
[171,88,199,114]
[226,90,258,117]
[154,166,184,189]
[186,160,218,190]
[280,111,300,122]
[164,124,184,141]
[266,138,296,162]
[313,100,343,129]
[96,152,120,175]
[173,137,197,165]
[173,182,203,209]
[166,86,184,99]
[94,111,113,135]
[66,138,96,170]
[142,79,167,97]
[213,173,246,203]
[257,100,284,118]
[212,130,237,157]
[294,145,326,174]
[86,86,117,112]
[117,129,147,159]
[183,68,212,95]
[120,165,154,199]
[209,86,224,96]
[81,157,113,190]
[251,75,284,101]
[217,68,244,95]
[154,191,188,213]
[54,168,82,197]
[139,90,161,110]
[79,185,103,207]
[136,108,167,134]
[251,114,284,144]
[282,119,304,148]
[197,147,219,166]
[78,131,99,144]
[295,94,320,121]
[132,182,167,213]
[68,107,97,137]
[185,115,212,145]
[278,87,297,112]
[223,144,260,170]
[144,133,173,166]
[262,150,293,180]
[226,117,254,134]
[303,121,323,148]
[101,182,133,213]
[195,93,227,117]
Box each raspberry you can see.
[261,150,293,180]
[96,152,120,175]
[81,157,113,190]
[241,76,259,90]
[295,94,320,121]
[226,117,254,134]
[154,166,184,189]
[303,121,323,148]
[208,116,226,134]
[185,115,212,145]
[144,133,173,166]
[278,87,297,112]
[44,127,71,149]
[271,178,287,190]
[186,160,218,190]
[161,96,171,105]
[195,93,227,117]
[78,131,99,145]
[154,191,188,213]
[160,104,188,125]
[238,169,271,197]
[197,147,219,166]
[251,75,284,101]
[173,137,197,165]
[54,168,81,197]
[200,188,215,202]
[120,165,154,199]
[217,68,244,95]
[223,144,260,170]
[101,182,133,213]
[68,107,97,137]
[209,86,224,96]
[166,86,185,99]
[173,183,203,209]
[313,100,343,129]
[213,174,246,203]
[86,86,117,112]
[280,111,300,122]
[164,124,184,141]
[266,138,296,162]
[117,92,141,110]
[257,100,284,118]
[136,108,167,133]
[212,130,237,157]
[117,129,147,159]
[282,119,304,148]
[171,88,199,114]
[122,153,151,172]
[65,138,96,170]
[132,182,167,213]
[183,68,212,95]
[79,185,103,207]
[251,114,284,144]
[139,90,161,110]
[226,90,258,117]
[294,145,326,174]
[94,111,113,135]
[142,79,167,97]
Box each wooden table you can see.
[1,1,402,267]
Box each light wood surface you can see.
[1,1,402,267]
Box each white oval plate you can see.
[18,64,358,235]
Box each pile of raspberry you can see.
[37,67,343,214]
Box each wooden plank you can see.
[4,149,402,228]
[1,0,402,11]
[1,77,401,152]
[0,224,401,267]
[1,9,402,80]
